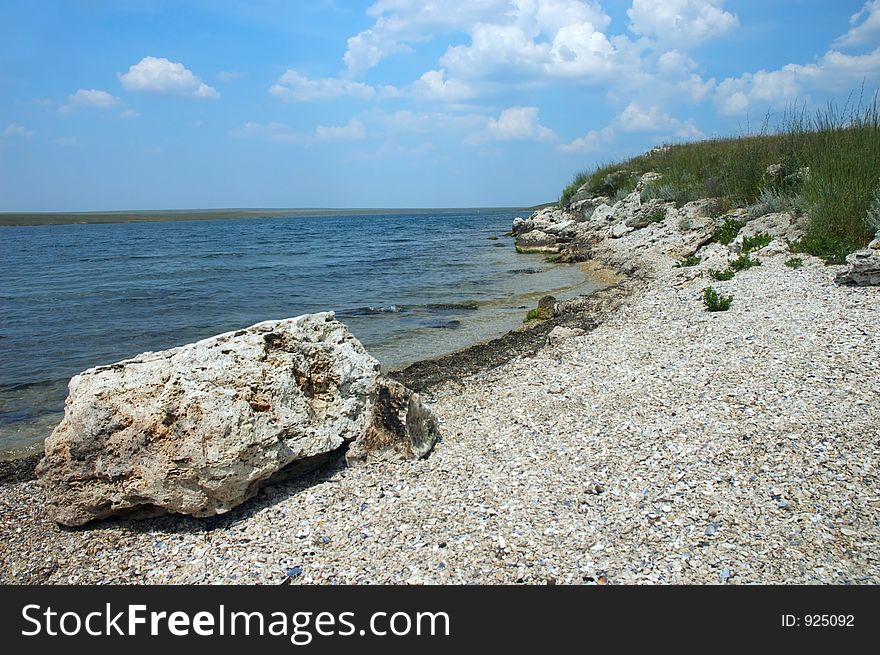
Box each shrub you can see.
[785,256,804,269]
[524,308,542,322]
[709,268,735,281]
[789,233,851,265]
[714,218,745,245]
[703,287,733,312]
[741,233,773,254]
[729,254,762,271]
[748,187,789,218]
[674,255,701,268]
[649,207,667,223]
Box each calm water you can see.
[0,210,600,454]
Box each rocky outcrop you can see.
[36,312,440,526]
[835,248,880,286]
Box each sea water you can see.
[0,209,600,454]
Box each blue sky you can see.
[1,0,879,211]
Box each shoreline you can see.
[0,266,629,485]
[3,175,878,584]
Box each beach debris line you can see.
[36,312,440,526]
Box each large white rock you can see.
[36,312,440,526]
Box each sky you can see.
[1,0,879,212]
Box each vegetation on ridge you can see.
[560,93,880,263]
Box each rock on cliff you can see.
[36,312,440,526]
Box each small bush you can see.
[709,268,735,281]
[524,308,542,322]
[789,233,851,265]
[729,254,762,271]
[649,207,667,223]
[703,287,733,312]
[714,218,745,245]
[785,256,804,269]
[674,255,702,268]
[741,233,773,254]
[749,187,789,218]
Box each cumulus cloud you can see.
[60,88,121,114]
[559,125,614,153]
[2,124,34,139]
[343,0,511,76]
[834,1,880,48]
[269,70,383,101]
[410,69,473,101]
[119,57,219,98]
[714,47,880,115]
[485,106,555,142]
[627,0,739,45]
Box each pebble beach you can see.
[2,222,878,584]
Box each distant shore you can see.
[0,206,543,227]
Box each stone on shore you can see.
[516,230,561,253]
[835,249,880,286]
[36,312,440,526]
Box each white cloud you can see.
[485,106,555,142]
[2,124,34,139]
[119,56,219,99]
[560,125,614,152]
[834,1,880,48]
[59,88,121,114]
[714,47,880,115]
[410,69,473,101]
[438,2,618,81]
[269,70,381,101]
[316,118,366,141]
[343,0,512,76]
[627,0,739,45]
[617,101,678,132]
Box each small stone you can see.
[705,523,718,536]
[285,566,303,579]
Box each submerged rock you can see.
[36,312,440,526]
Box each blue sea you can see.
[0,209,600,454]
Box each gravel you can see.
[1,234,878,585]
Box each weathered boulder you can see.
[835,249,880,286]
[625,199,668,229]
[516,230,561,253]
[735,211,808,246]
[610,222,633,239]
[36,312,440,526]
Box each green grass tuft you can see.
[714,218,745,245]
[785,256,804,269]
[729,254,762,271]
[674,255,701,268]
[709,268,735,281]
[741,233,773,254]
[703,287,733,312]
